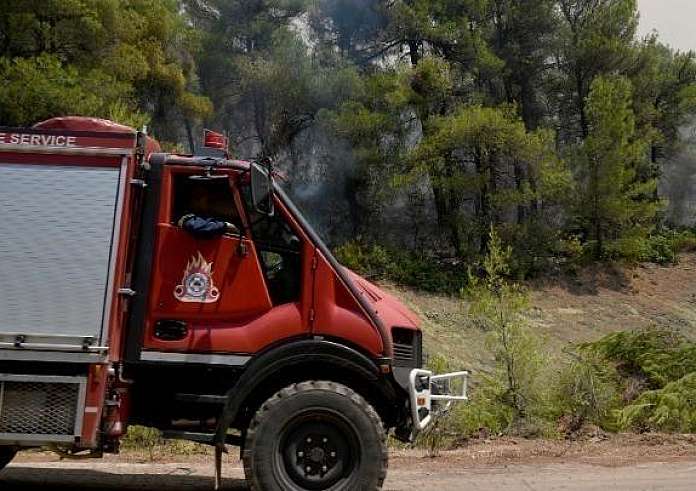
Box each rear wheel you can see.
[243,381,388,491]
[0,447,16,472]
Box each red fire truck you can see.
[0,117,467,490]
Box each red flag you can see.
[203,129,228,150]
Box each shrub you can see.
[121,426,162,461]
[553,351,623,432]
[448,374,515,438]
[637,229,696,265]
[619,372,696,432]
[582,328,696,388]
[334,240,469,293]
[334,241,391,279]
[580,328,696,433]
[464,227,555,436]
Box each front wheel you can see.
[243,381,388,491]
[0,446,17,472]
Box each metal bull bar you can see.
[408,369,469,432]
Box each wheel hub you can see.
[295,433,338,476]
[308,446,325,463]
[280,417,358,489]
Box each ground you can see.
[3,435,696,490]
[390,253,696,373]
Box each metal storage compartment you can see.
[0,374,87,444]
[0,162,123,355]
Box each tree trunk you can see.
[577,71,589,139]
[408,40,421,67]
[183,117,196,154]
[430,166,464,257]
[514,161,526,225]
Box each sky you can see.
[638,0,696,52]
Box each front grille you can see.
[0,375,86,442]
[392,327,422,368]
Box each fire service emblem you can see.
[174,252,220,303]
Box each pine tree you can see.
[575,76,661,259]
[411,103,570,256]
[0,0,211,139]
[556,0,639,142]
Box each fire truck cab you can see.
[0,117,467,490]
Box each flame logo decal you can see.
[174,252,220,303]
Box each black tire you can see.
[0,447,16,472]
[243,381,388,491]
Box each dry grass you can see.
[385,253,696,376]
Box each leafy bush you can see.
[447,374,515,438]
[334,240,469,293]
[619,372,696,432]
[463,228,556,437]
[579,328,696,433]
[553,351,623,432]
[121,426,162,460]
[334,241,391,279]
[582,328,696,388]
[637,230,696,264]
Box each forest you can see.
[1,0,696,284]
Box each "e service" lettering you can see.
[0,132,78,147]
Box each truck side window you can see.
[244,193,302,305]
[172,175,241,226]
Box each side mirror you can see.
[251,160,274,215]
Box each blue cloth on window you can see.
[179,214,228,239]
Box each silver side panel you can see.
[140,351,251,366]
[0,163,122,347]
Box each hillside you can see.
[386,254,696,375]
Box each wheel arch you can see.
[215,338,402,442]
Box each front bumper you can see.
[408,369,469,431]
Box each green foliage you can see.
[0,0,210,139]
[630,37,696,163]
[583,328,696,389]
[411,103,571,258]
[465,228,553,434]
[448,374,516,438]
[0,55,129,126]
[334,240,469,293]
[619,372,696,433]
[574,75,661,260]
[443,325,696,439]
[637,230,696,264]
[557,0,639,139]
[334,241,391,279]
[553,351,623,432]
[121,425,162,461]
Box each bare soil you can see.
[3,435,696,490]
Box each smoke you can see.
[660,125,696,226]
[275,119,358,245]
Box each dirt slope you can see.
[386,253,696,374]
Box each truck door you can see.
[141,170,274,357]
